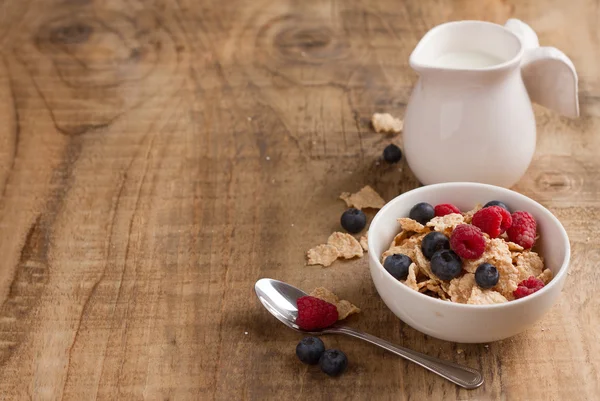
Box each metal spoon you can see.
[254,278,484,389]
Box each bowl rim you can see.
[368,182,571,309]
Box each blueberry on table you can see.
[483,200,509,212]
[340,208,367,234]
[430,250,463,281]
[475,263,499,289]
[409,202,435,225]
[319,349,348,377]
[296,337,326,365]
[383,144,403,164]
[383,254,412,280]
[421,231,450,260]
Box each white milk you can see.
[435,51,504,68]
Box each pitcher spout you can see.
[409,21,523,75]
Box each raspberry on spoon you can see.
[296,296,338,330]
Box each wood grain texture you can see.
[0,0,598,399]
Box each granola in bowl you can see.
[381,201,553,304]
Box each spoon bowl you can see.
[255,278,308,332]
[254,278,484,389]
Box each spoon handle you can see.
[332,326,484,389]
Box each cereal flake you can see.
[467,286,508,305]
[328,232,363,259]
[418,279,437,290]
[515,251,544,282]
[307,244,340,267]
[414,245,438,281]
[507,242,525,252]
[340,185,385,210]
[459,238,521,299]
[462,204,482,224]
[448,274,476,303]
[359,233,369,252]
[426,283,448,300]
[371,113,403,134]
[426,213,465,235]
[397,218,428,233]
[392,230,410,246]
[403,263,419,291]
[463,238,511,273]
[310,287,361,320]
[537,268,553,284]
[382,245,414,263]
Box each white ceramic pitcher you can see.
[403,19,578,188]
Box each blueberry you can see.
[340,208,367,234]
[483,200,509,212]
[296,337,326,365]
[430,250,462,281]
[383,254,412,280]
[421,232,450,260]
[475,263,499,289]
[409,202,435,225]
[383,144,402,164]
[319,349,348,377]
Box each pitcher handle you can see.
[504,19,579,118]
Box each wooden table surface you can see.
[0,0,598,399]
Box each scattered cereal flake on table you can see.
[426,213,465,236]
[328,232,363,259]
[507,241,525,252]
[335,300,361,320]
[537,268,553,284]
[448,274,476,303]
[397,218,428,233]
[467,286,508,305]
[340,185,386,210]
[371,113,403,134]
[403,263,419,291]
[457,348,464,354]
[462,204,482,224]
[360,233,369,252]
[307,244,340,267]
[515,251,544,281]
[310,287,361,320]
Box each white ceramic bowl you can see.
[368,182,570,343]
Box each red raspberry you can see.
[434,203,461,217]
[507,211,537,249]
[450,224,486,259]
[472,206,513,238]
[296,296,338,330]
[513,276,545,299]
